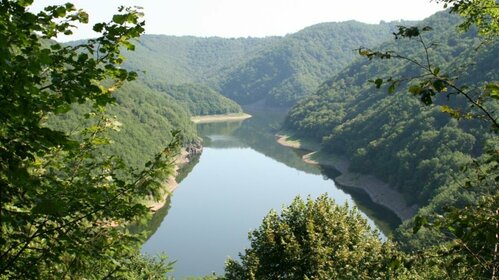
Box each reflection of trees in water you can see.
[133,154,201,241]
[319,165,401,235]
[236,107,401,234]
[197,121,248,149]
[233,109,321,175]
[195,108,401,235]
[129,196,171,241]
[177,154,201,184]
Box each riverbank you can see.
[276,134,418,221]
[146,143,203,212]
[191,113,252,124]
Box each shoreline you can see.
[147,112,251,211]
[276,134,418,221]
[145,149,189,212]
[146,143,203,212]
[191,113,252,124]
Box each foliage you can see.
[220,21,403,107]
[353,0,499,259]
[149,82,242,116]
[122,35,276,88]
[0,1,176,278]
[114,20,416,108]
[283,5,498,279]
[117,34,274,114]
[119,21,413,108]
[48,80,198,169]
[224,195,404,280]
[364,3,499,278]
[434,0,499,37]
[285,11,497,205]
[358,24,498,131]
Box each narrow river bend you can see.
[141,110,400,279]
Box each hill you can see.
[122,35,277,87]
[145,82,242,116]
[283,11,498,248]
[219,21,408,106]
[122,21,413,108]
[48,80,198,168]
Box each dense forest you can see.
[1,0,497,279]
[121,21,412,108]
[219,21,405,106]
[48,80,198,168]
[48,17,414,171]
[284,10,498,250]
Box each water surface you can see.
[142,110,400,278]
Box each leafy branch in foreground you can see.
[432,0,499,38]
[358,25,498,131]
[1,1,177,278]
[358,1,498,279]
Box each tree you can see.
[224,1,498,279]
[224,195,404,279]
[0,1,176,278]
[435,0,498,38]
[358,1,498,279]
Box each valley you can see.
[2,1,497,278]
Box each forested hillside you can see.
[145,82,242,116]
[78,20,411,168]
[4,0,498,278]
[284,11,498,248]
[54,36,256,169]
[48,80,198,168]
[219,21,408,106]
[120,21,413,109]
[122,35,277,86]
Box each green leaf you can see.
[420,89,435,105]
[413,216,428,234]
[485,83,499,99]
[123,41,135,51]
[408,85,422,95]
[54,104,71,114]
[38,49,52,65]
[112,14,126,24]
[79,11,89,24]
[93,23,104,32]
[55,6,66,17]
[18,0,34,7]
[388,80,399,94]
[432,79,447,92]
[32,198,67,216]
[441,105,461,119]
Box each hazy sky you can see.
[31,0,445,40]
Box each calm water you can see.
[141,109,400,279]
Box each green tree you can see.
[436,0,498,37]
[359,1,498,131]
[224,195,404,279]
[358,1,498,278]
[232,2,497,279]
[0,1,175,278]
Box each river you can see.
[141,109,400,279]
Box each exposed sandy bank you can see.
[191,113,252,124]
[276,134,418,221]
[146,144,202,212]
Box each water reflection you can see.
[198,108,401,234]
[141,108,401,278]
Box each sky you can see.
[30,0,445,41]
